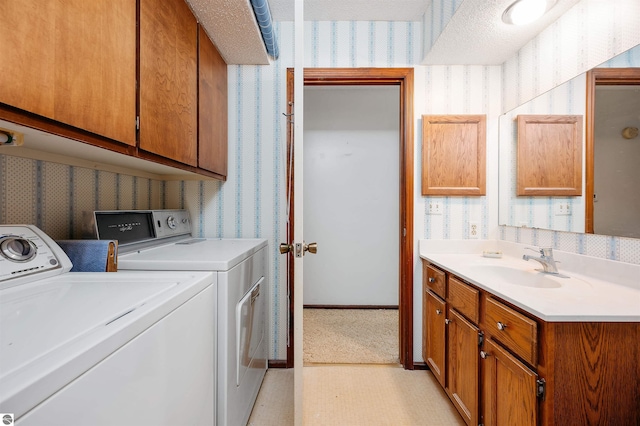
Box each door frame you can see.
[285,67,415,368]
[585,68,640,233]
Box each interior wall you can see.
[499,0,640,265]
[0,155,163,239]
[502,0,640,112]
[303,86,399,306]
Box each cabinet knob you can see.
[428,277,435,283]
[497,321,508,331]
[480,350,490,359]
[435,309,442,315]
[445,319,452,325]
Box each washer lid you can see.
[0,270,214,418]
[118,238,268,271]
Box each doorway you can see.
[284,68,414,369]
[585,68,640,235]
[303,85,400,365]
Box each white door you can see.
[293,2,305,424]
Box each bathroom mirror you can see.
[498,44,640,237]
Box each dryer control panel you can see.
[0,225,72,287]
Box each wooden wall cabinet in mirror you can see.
[517,115,583,196]
[422,115,486,196]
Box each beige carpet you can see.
[248,366,465,426]
[304,308,399,365]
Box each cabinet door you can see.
[481,339,537,426]
[198,26,228,177]
[140,0,198,166]
[447,308,479,426]
[424,289,446,387]
[0,1,137,145]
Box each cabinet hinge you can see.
[136,116,140,131]
[536,378,546,400]
[478,331,484,347]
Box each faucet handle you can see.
[525,246,553,257]
[539,247,554,257]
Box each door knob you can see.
[304,242,318,254]
[279,243,293,254]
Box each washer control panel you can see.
[0,225,69,284]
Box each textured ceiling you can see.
[269,0,428,22]
[422,0,581,65]
[186,0,270,65]
[188,0,581,65]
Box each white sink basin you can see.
[464,264,589,289]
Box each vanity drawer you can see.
[485,297,538,366]
[424,264,446,299]
[448,276,479,324]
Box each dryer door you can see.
[236,276,265,386]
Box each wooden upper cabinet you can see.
[0,0,137,146]
[198,26,228,177]
[422,115,486,196]
[140,0,198,166]
[517,114,583,196]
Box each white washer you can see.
[0,225,216,425]
[93,210,268,426]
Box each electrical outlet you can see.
[428,201,442,215]
[555,201,571,216]
[469,222,479,239]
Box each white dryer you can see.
[0,225,216,425]
[93,210,268,426]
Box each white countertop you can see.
[419,240,640,322]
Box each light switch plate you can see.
[555,201,571,216]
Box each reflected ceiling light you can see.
[502,0,556,25]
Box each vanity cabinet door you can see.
[447,308,479,426]
[423,289,446,387]
[481,339,537,426]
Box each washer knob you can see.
[167,216,177,229]
[0,236,38,262]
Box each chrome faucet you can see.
[522,247,560,274]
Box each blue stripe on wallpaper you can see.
[216,183,224,238]
[132,176,138,209]
[35,160,43,228]
[115,174,120,209]
[407,22,414,65]
[387,22,394,67]
[312,22,319,68]
[350,21,357,67]
[235,66,243,238]
[255,67,262,238]
[69,166,75,238]
[0,156,5,223]
[94,170,100,210]
[272,27,282,356]
[199,181,204,237]
[368,22,375,66]
[180,181,185,209]
[331,22,338,68]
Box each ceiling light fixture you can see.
[502,0,556,25]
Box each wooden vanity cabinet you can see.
[422,259,640,426]
[423,289,446,387]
